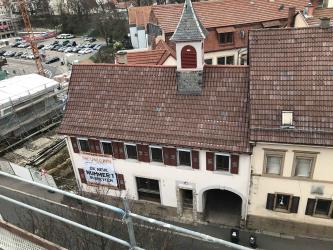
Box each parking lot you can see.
[1,36,105,77]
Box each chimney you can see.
[320,17,331,28]
[115,51,127,64]
[287,7,296,27]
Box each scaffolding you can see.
[0,74,67,154]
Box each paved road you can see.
[0,175,332,250]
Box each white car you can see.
[56,33,75,39]
[64,47,73,53]
[78,48,93,54]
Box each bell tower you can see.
[170,0,207,94]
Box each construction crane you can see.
[17,0,45,76]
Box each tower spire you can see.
[170,0,208,42]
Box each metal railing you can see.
[0,170,253,250]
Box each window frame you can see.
[273,192,293,213]
[217,55,234,65]
[78,137,90,152]
[281,111,294,128]
[313,198,333,218]
[124,143,138,160]
[219,32,234,44]
[100,140,113,155]
[214,153,231,172]
[292,152,316,179]
[149,145,164,163]
[263,150,286,176]
[177,148,192,167]
[204,58,213,65]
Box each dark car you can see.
[51,45,60,51]
[11,42,21,47]
[0,50,6,56]
[52,40,59,45]
[45,57,60,64]
[62,40,70,46]
[37,44,44,49]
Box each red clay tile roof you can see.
[305,8,333,26]
[127,49,173,65]
[151,0,308,33]
[128,6,152,27]
[58,64,250,153]
[249,27,333,146]
[155,40,176,58]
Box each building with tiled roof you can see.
[247,26,333,237]
[128,6,152,48]
[59,0,252,227]
[295,0,333,27]
[145,0,309,65]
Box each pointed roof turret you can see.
[170,0,208,42]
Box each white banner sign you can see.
[82,155,117,186]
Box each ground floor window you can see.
[313,199,333,217]
[136,177,160,203]
[266,193,300,213]
[217,55,234,65]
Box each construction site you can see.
[0,0,75,191]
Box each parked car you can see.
[89,43,96,49]
[56,33,75,39]
[51,45,60,51]
[84,37,96,42]
[15,51,23,57]
[0,50,6,56]
[37,44,44,49]
[4,51,15,57]
[26,53,35,59]
[21,52,28,59]
[11,42,21,48]
[52,40,59,45]
[45,57,60,64]
[18,43,29,48]
[78,48,93,54]
[72,46,80,53]
[93,44,102,50]
[64,47,73,53]
[44,44,53,50]
[58,46,66,52]
[62,40,70,46]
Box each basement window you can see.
[314,199,332,217]
[101,141,113,155]
[149,146,163,163]
[215,153,230,172]
[177,149,191,167]
[125,143,138,159]
[136,177,160,203]
[78,139,90,152]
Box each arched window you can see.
[181,45,197,69]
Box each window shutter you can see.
[78,168,87,184]
[117,174,126,190]
[206,152,214,171]
[118,142,125,159]
[137,144,150,162]
[290,196,300,213]
[112,142,125,159]
[266,193,275,210]
[305,198,316,216]
[163,147,177,166]
[88,139,101,154]
[70,137,79,153]
[112,141,119,158]
[230,155,239,174]
[192,150,199,169]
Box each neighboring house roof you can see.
[126,49,173,65]
[249,27,333,146]
[170,0,208,42]
[155,39,176,58]
[128,6,152,27]
[58,64,250,153]
[304,8,333,26]
[151,0,308,33]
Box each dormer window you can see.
[181,45,197,69]
[282,111,293,127]
[219,32,233,44]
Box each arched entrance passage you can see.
[203,189,242,226]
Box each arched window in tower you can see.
[181,45,197,69]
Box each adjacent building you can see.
[128,0,308,65]
[59,0,251,227]
[247,24,333,237]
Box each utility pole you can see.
[123,197,138,249]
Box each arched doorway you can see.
[181,45,197,68]
[203,189,242,226]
